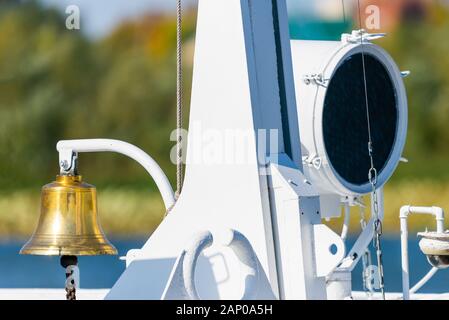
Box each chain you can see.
[357,0,385,299]
[371,184,385,299]
[175,0,183,198]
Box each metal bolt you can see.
[60,160,70,171]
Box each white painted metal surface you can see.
[352,291,449,300]
[106,0,292,300]
[3,289,449,301]
[163,229,261,300]
[268,154,326,299]
[326,270,352,300]
[0,289,108,300]
[268,154,344,299]
[313,224,345,277]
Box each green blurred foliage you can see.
[0,2,195,190]
[377,2,449,182]
[1,180,446,238]
[0,2,449,190]
[0,1,448,236]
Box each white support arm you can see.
[57,139,176,210]
[338,188,384,271]
[410,267,438,295]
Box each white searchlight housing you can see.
[291,32,408,196]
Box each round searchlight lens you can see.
[322,53,398,186]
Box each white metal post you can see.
[400,206,444,300]
[400,208,410,300]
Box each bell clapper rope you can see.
[356,0,386,299]
[60,255,79,300]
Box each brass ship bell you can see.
[20,174,117,256]
[20,152,117,300]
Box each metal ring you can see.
[182,229,259,300]
[368,167,378,185]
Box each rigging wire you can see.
[176,0,183,198]
[356,0,386,300]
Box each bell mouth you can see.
[20,234,118,256]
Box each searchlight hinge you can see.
[302,154,322,170]
[341,29,386,44]
[303,74,329,87]
[401,70,411,78]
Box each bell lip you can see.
[26,175,113,256]
[19,235,118,256]
[19,245,118,256]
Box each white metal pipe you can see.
[400,212,410,300]
[400,206,444,233]
[410,267,438,294]
[57,139,176,210]
[400,205,444,300]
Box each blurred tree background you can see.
[0,0,449,237]
[0,0,196,190]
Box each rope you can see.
[356,0,386,300]
[175,0,183,199]
[61,255,78,300]
[65,269,77,301]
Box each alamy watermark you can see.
[169,122,279,170]
[65,5,80,30]
[61,3,381,32]
[365,5,381,30]
[365,265,381,291]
